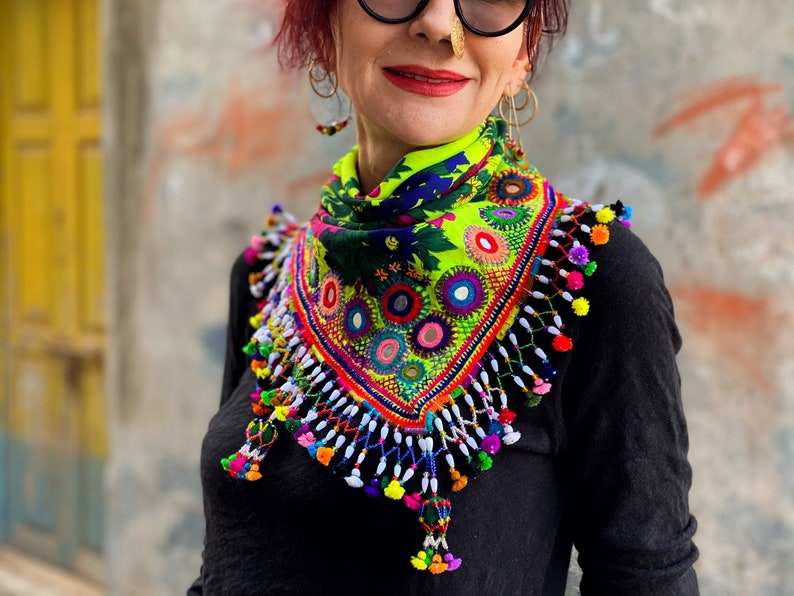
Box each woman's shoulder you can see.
[553,198,666,304]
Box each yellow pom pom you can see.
[384,479,406,500]
[595,207,615,224]
[410,552,429,571]
[249,313,264,328]
[274,406,290,421]
[571,297,590,316]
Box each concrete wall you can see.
[104,0,794,593]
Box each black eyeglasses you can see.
[357,0,536,37]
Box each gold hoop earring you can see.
[307,60,352,135]
[498,82,538,127]
[498,82,538,154]
[308,60,337,99]
[451,15,465,60]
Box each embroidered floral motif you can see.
[222,119,632,575]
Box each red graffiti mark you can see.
[144,78,299,222]
[671,285,780,395]
[653,77,794,198]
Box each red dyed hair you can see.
[275,0,570,78]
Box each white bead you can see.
[334,435,346,449]
[466,436,478,450]
[430,478,438,493]
[445,454,456,468]
[535,347,547,360]
[451,404,461,418]
[345,476,363,488]
[344,445,355,459]
[459,443,470,457]
[376,458,387,475]
[402,468,415,483]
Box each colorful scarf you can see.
[223,117,629,574]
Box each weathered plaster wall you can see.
[105,0,794,594]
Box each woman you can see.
[192,0,699,594]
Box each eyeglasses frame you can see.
[356,0,536,38]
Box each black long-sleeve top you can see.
[191,219,699,595]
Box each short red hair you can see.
[275,0,569,78]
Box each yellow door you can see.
[0,0,105,580]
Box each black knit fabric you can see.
[190,220,699,595]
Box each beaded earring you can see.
[308,60,352,136]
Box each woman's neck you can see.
[354,119,421,195]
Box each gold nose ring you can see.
[451,14,465,60]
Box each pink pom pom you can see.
[243,247,258,265]
[403,492,422,511]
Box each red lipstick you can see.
[383,65,470,97]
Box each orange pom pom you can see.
[316,447,334,466]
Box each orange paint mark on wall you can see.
[672,284,780,395]
[145,78,299,221]
[653,77,794,199]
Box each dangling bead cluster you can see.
[316,118,349,136]
[223,198,631,573]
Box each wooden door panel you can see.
[9,0,50,111]
[76,142,105,335]
[7,353,70,558]
[11,145,55,328]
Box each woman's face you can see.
[330,0,529,160]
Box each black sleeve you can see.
[187,250,267,595]
[559,223,699,595]
[219,251,262,406]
